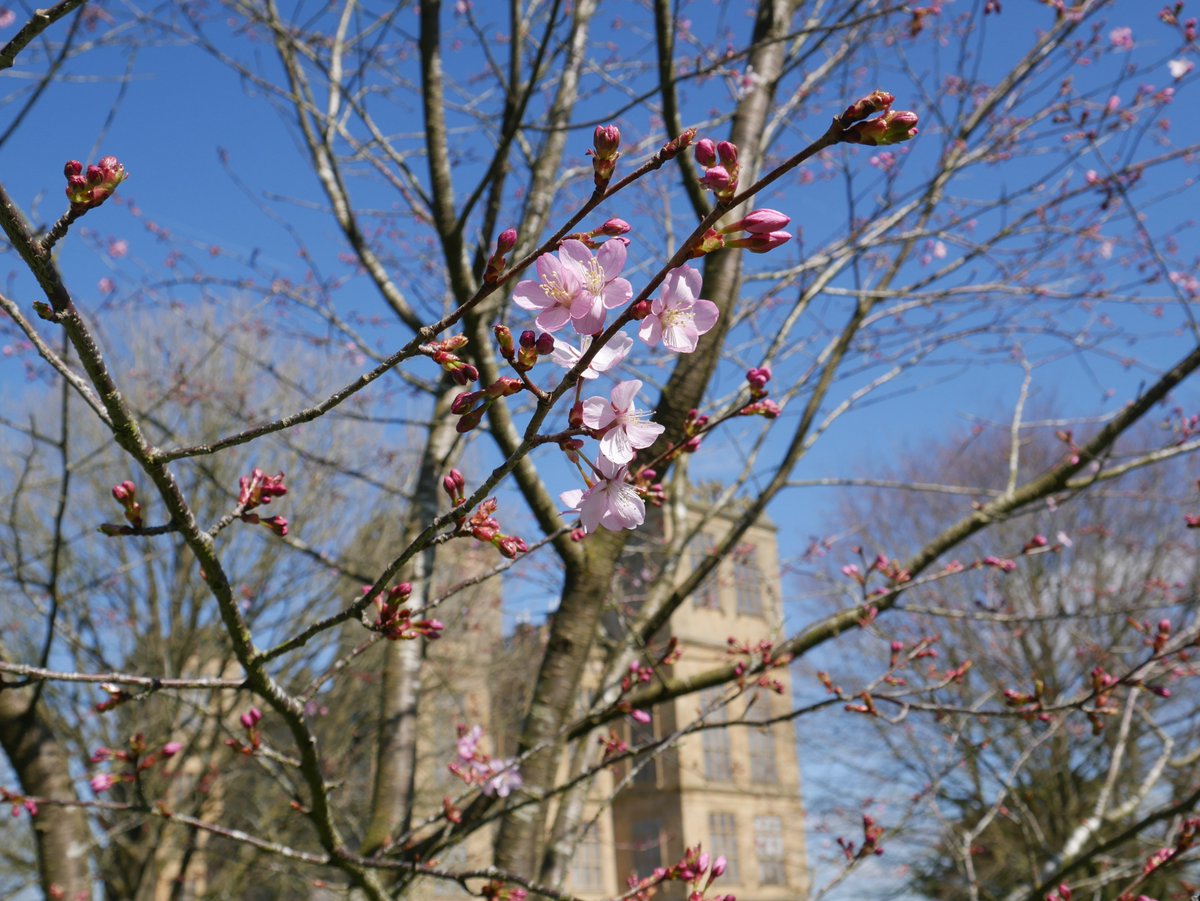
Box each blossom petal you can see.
[600,483,646,530]
[691,298,720,334]
[590,332,633,373]
[570,294,606,335]
[662,321,699,353]
[600,427,634,465]
[581,397,608,430]
[624,418,665,448]
[609,379,642,412]
[558,239,593,268]
[560,488,585,512]
[579,490,606,532]
[536,305,572,332]
[596,239,627,279]
[601,277,633,310]
[512,279,551,312]
[638,316,662,347]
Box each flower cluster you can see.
[1,788,39,819]
[627,844,734,901]
[237,468,288,537]
[837,90,919,146]
[64,155,127,212]
[837,814,885,861]
[424,334,480,386]
[695,138,740,202]
[512,238,632,335]
[480,882,527,901]
[368,582,445,641]
[111,480,143,528]
[448,725,523,798]
[89,733,181,794]
[225,706,264,755]
[445,481,529,559]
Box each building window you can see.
[700,688,732,782]
[708,812,740,884]
[748,704,778,784]
[631,818,664,880]
[754,816,787,886]
[689,532,720,609]
[734,546,764,617]
[630,716,658,786]
[570,824,605,892]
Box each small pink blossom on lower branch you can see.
[582,379,665,465]
[638,264,719,353]
[560,456,646,532]
[550,331,633,378]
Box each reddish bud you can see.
[593,124,621,160]
[746,367,772,390]
[535,332,555,355]
[64,160,83,177]
[839,90,895,125]
[519,329,537,349]
[451,391,479,415]
[694,139,717,167]
[726,209,791,234]
[728,230,792,253]
[630,300,652,320]
[496,227,518,253]
[494,325,515,358]
[599,218,631,236]
[717,141,738,167]
[842,109,920,146]
[496,535,528,559]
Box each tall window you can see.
[748,703,778,784]
[754,816,787,885]
[734,546,764,616]
[570,824,605,892]
[708,812,741,884]
[630,716,658,786]
[700,688,732,781]
[689,532,720,609]
[631,819,664,880]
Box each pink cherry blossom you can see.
[558,238,632,335]
[457,725,483,761]
[512,248,584,332]
[560,455,646,533]
[638,265,719,353]
[480,758,523,798]
[90,773,116,793]
[551,331,633,379]
[582,379,665,465]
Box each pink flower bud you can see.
[535,332,554,355]
[519,329,537,349]
[842,109,920,146]
[731,209,791,234]
[599,218,631,236]
[728,230,792,253]
[161,742,183,758]
[746,367,771,389]
[593,124,621,160]
[839,90,895,125]
[64,160,83,177]
[699,165,732,192]
[717,141,738,166]
[694,138,717,167]
[496,535,528,558]
[711,856,727,878]
[630,300,652,320]
[494,325,515,358]
[86,165,104,185]
[90,773,116,794]
[451,390,480,415]
[496,227,518,253]
[630,709,651,724]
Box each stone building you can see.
[415,506,809,900]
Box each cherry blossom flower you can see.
[480,759,523,798]
[550,331,633,379]
[457,725,483,761]
[512,248,584,332]
[638,265,719,353]
[560,456,646,532]
[1109,26,1133,50]
[90,773,116,793]
[582,379,665,465]
[1168,58,1194,80]
[558,238,632,334]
